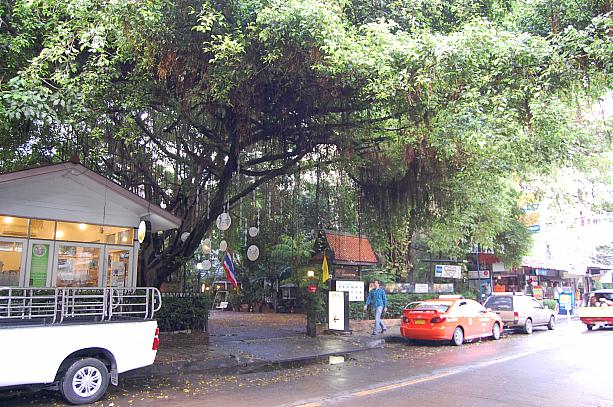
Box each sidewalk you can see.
[128,312,391,378]
[131,311,580,379]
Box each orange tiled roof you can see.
[325,231,378,264]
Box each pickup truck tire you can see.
[523,318,533,334]
[60,357,109,405]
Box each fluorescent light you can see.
[79,223,87,230]
[3,217,13,224]
[56,230,64,239]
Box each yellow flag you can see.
[322,254,330,282]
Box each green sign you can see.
[30,244,49,287]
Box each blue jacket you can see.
[365,288,387,308]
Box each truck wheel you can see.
[523,318,533,334]
[60,357,109,405]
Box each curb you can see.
[125,337,385,379]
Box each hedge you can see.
[543,299,558,311]
[157,294,212,332]
[351,291,480,320]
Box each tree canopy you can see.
[1,0,611,285]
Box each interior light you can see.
[56,230,64,239]
[3,217,13,224]
[121,236,128,242]
[79,223,87,230]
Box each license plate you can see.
[414,319,425,325]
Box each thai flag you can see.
[223,253,238,288]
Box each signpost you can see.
[328,291,350,332]
[332,280,364,302]
[434,264,462,279]
[414,283,429,293]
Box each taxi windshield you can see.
[407,302,451,313]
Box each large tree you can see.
[1,0,611,286]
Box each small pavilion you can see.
[0,161,180,288]
[311,230,379,280]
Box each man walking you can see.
[364,280,387,335]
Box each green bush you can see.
[351,293,439,320]
[157,294,212,332]
[543,299,558,311]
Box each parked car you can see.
[400,295,503,346]
[484,292,556,334]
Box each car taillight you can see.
[402,316,410,323]
[152,327,160,351]
[430,316,447,324]
[513,311,519,321]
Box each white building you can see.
[0,161,180,288]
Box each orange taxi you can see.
[400,295,503,346]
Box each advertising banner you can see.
[29,244,49,287]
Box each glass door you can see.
[0,237,27,286]
[104,246,133,288]
[52,243,103,287]
[25,240,54,287]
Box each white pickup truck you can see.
[0,287,162,405]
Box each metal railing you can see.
[0,287,162,324]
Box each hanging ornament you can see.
[247,245,260,261]
[216,212,231,231]
[219,240,228,252]
[202,260,212,271]
[201,238,211,254]
[248,227,259,237]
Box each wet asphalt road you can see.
[1,320,611,407]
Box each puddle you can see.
[236,354,355,375]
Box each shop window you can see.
[55,222,103,243]
[29,219,55,240]
[56,245,100,287]
[0,240,23,286]
[102,226,134,246]
[0,216,29,238]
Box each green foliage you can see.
[351,293,438,319]
[352,291,481,319]
[543,298,558,311]
[156,294,212,332]
[0,0,610,287]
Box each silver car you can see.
[484,293,556,334]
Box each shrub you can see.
[543,299,558,311]
[157,294,212,332]
[351,293,438,320]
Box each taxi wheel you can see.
[492,323,501,340]
[523,318,533,334]
[452,327,464,346]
